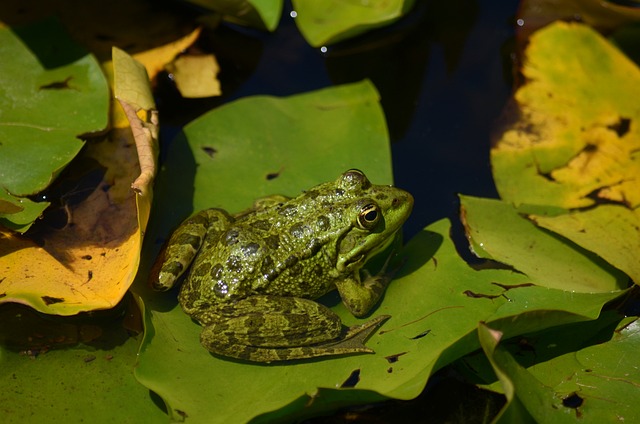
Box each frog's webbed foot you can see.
[197,295,389,363]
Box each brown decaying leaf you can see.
[118,101,159,197]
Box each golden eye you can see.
[357,204,380,229]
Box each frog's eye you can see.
[357,203,380,229]
[340,169,371,190]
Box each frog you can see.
[150,169,413,363]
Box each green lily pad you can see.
[292,0,416,47]
[0,19,109,232]
[479,317,640,423]
[460,195,628,293]
[176,79,393,214]
[0,297,166,423]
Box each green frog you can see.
[151,169,413,362]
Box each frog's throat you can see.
[364,230,396,261]
[338,229,398,272]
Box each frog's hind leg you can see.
[150,209,233,291]
[197,295,389,363]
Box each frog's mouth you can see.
[339,227,399,271]
[363,230,397,262]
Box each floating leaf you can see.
[479,317,640,422]
[460,195,627,293]
[292,0,416,47]
[492,22,640,209]
[0,297,167,423]
[166,53,221,99]
[0,19,109,232]
[533,206,640,285]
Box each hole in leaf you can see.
[385,352,408,363]
[39,76,73,90]
[410,330,431,340]
[266,170,281,180]
[463,290,501,299]
[340,369,361,388]
[202,146,217,158]
[491,282,535,291]
[41,296,64,305]
[608,117,631,137]
[562,392,584,409]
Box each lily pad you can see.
[460,195,628,293]
[0,19,109,232]
[532,206,640,286]
[0,297,166,424]
[492,22,640,209]
[479,317,640,422]
[292,0,416,47]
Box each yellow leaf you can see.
[492,22,640,209]
[166,54,222,98]
[131,27,202,82]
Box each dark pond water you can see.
[157,0,521,240]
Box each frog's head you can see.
[334,169,413,273]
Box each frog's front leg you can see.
[334,253,398,317]
[150,209,233,291]
[196,295,387,363]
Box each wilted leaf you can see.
[132,81,625,423]
[460,195,628,293]
[0,48,156,316]
[492,22,640,209]
[0,19,109,232]
[129,27,202,83]
[166,53,221,98]
[292,0,416,47]
[515,0,640,42]
[0,132,140,315]
[491,22,640,285]
[113,47,159,199]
